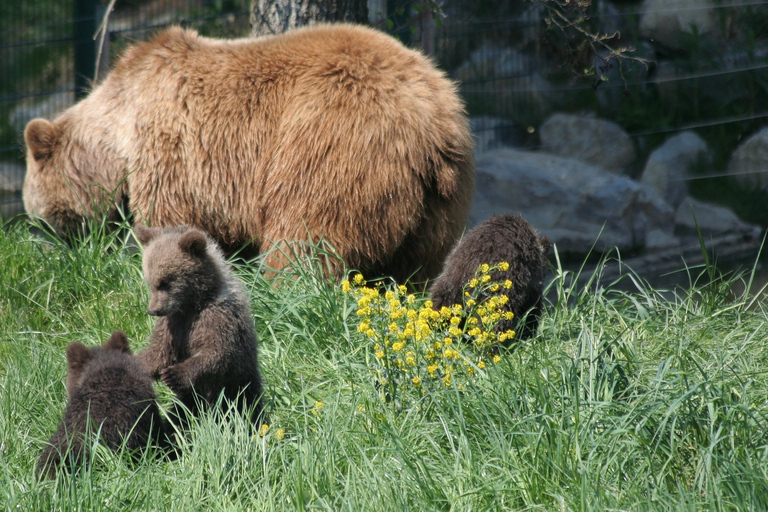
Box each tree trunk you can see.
[250,0,368,37]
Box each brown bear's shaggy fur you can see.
[134,225,264,425]
[429,215,551,340]
[23,24,474,284]
[37,331,167,480]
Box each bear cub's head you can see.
[66,330,132,397]
[135,225,223,317]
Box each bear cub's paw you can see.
[160,365,189,392]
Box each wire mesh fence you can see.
[2,0,768,220]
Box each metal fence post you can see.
[74,0,98,100]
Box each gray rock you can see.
[0,163,25,219]
[674,197,760,238]
[640,131,711,208]
[645,228,681,251]
[10,91,74,136]
[470,148,675,257]
[470,116,529,154]
[727,127,768,190]
[639,0,717,49]
[454,45,550,122]
[539,113,636,174]
[0,163,24,194]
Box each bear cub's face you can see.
[66,331,132,396]
[135,225,219,317]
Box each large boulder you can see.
[0,163,25,219]
[728,127,768,190]
[640,131,711,208]
[539,113,636,174]
[454,45,550,122]
[674,197,761,238]
[470,148,675,257]
[639,0,717,49]
[470,116,530,155]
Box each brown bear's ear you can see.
[540,236,551,255]
[24,119,60,162]
[66,342,92,372]
[179,229,207,256]
[134,224,162,245]
[103,330,131,354]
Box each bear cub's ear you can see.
[66,343,91,371]
[179,229,207,256]
[24,119,60,162]
[134,225,162,245]
[103,330,131,354]
[65,342,92,395]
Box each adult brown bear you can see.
[23,24,474,283]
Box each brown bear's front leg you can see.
[159,351,221,395]
[136,326,175,380]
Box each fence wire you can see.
[2,0,768,218]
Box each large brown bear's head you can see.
[23,116,127,236]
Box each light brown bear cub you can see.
[429,215,550,340]
[37,331,167,480]
[134,225,264,425]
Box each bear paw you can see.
[161,365,190,392]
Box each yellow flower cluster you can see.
[342,263,515,408]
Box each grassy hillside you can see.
[1,218,767,510]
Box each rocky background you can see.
[2,0,767,283]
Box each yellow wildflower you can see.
[353,274,364,285]
[412,376,422,387]
[392,342,405,352]
[478,361,486,369]
[276,428,285,441]
[481,274,491,283]
[375,350,384,359]
[258,424,270,437]
[503,280,513,289]
[341,280,351,293]
[480,263,490,273]
[469,278,479,288]
[493,354,501,364]
[499,262,510,271]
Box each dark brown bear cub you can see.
[429,215,550,340]
[37,331,167,480]
[134,225,264,425]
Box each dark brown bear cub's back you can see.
[37,331,166,480]
[134,225,264,425]
[429,215,550,340]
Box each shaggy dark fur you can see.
[134,225,264,425]
[37,331,167,480]
[429,215,550,340]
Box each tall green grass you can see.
[1,218,768,510]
